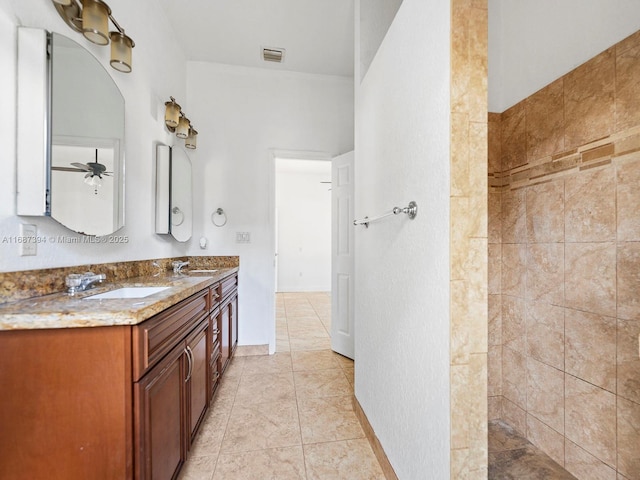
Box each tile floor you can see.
[489,420,577,479]
[178,292,385,480]
[180,293,574,479]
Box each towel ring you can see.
[211,207,227,227]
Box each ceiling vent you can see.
[262,47,285,63]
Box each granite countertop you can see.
[0,267,238,331]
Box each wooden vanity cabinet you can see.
[218,298,231,372]
[134,339,186,480]
[186,319,209,442]
[0,325,134,480]
[133,290,210,480]
[218,273,238,373]
[0,272,238,480]
[230,291,239,355]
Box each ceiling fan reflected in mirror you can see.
[51,149,113,194]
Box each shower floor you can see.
[489,420,577,479]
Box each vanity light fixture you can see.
[164,97,199,149]
[185,128,198,149]
[176,115,191,139]
[51,0,135,73]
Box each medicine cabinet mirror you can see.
[17,28,125,236]
[155,145,193,242]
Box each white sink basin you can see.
[189,269,217,273]
[85,286,170,300]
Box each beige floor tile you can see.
[286,316,326,327]
[222,356,245,380]
[242,352,292,374]
[333,352,354,369]
[235,371,296,405]
[303,438,386,480]
[292,349,341,371]
[342,366,354,386]
[294,369,353,398]
[298,395,365,444]
[189,409,230,458]
[290,336,332,351]
[288,328,329,341]
[221,400,301,453]
[213,446,306,480]
[177,455,216,480]
[211,377,238,414]
[181,291,383,479]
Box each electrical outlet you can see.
[19,224,37,256]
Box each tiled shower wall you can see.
[450,0,488,477]
[488,31,640,479]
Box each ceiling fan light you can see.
[176,116,190,139]
[82,0,111,46]
[84,175,102,187]
[164,98,181,129]
[109,31,134,73]
[185,128,198,149]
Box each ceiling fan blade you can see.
[84,172,92,178]
[52,166,86,172]
[71,162,91,171]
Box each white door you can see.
[331,151,355,359]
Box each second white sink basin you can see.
[85,286,170,300]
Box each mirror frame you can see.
[155,144,193,242]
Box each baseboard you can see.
[234,344,269,356]
[353,396,399,480]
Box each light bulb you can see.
[176,116,190,139]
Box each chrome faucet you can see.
[172,261,189,275]
[65,272,106,295]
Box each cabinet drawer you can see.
[220,274,237,301]
[133,289,208,381]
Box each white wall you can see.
[0,0,188,272]
[276,159,331,292]
[354,0,450,478]
[359,0,402,81]
[489,0,640,112]
[186,62,353,350]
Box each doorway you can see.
[271,151,355,359]
[274,157,332,293]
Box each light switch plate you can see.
[236,232,251,243]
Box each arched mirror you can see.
[16,29,125,236]
[49,33,125,236]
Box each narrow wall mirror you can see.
[16,28,125,236]
[155,145,193,242]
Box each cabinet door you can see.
[186,319,209,443]
[219,300,231,372]
[135,342,186,480]
[230,293,238,355]
[210,309,222,399]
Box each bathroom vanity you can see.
[0,268,238,480]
